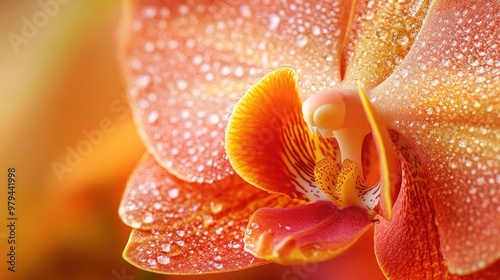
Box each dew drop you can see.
[268,14,281,30]
[210,202,223,214]
[135,75,151,88]
[157,255,170,265]
[147,111,159,123]
[311,25,321,36]
[239,4,252,18]
[295,34,309,48]
[161,244,171,253]
[143,213,154,224]
[177,80,188,90]
[213,262,223,269]
[168,188,180,199]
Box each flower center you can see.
[302,89,380,213]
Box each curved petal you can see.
[120,0,354,183]
[245,200,373,265]
[358,83,401,220]
[372,0,500,274]
[375,132,500,279]
[120,154,304,274]
[225,67,339,201]
[342,0,431,88]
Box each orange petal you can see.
[120,0,354,183]
[358,83,401,220]
[225,67,339,201]
[372,0,500,274]
[341,0,431,88]
[245,200,372,265]
[120,154,303,273]
[375,132,500,279]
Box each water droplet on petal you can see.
[157,255,170,265]
[147,111,159,123]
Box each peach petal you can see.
[372,0,500,274]
[120,154,303,273]
[120,0,354,183]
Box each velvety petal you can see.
[225,67,339,201]
[375,132,500,279]
[372,0,500,274]
[245,200,372,265]
[342,0,431,88]
[121,0,354,183]
[120,154,304,273]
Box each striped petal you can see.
[225,67,339,201]
[120,154,303,273]
[372,0,500,274]
[121,0,354,183]
[245,200,372,265]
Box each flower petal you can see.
[375,132,500,279]
[244,200,372,265]
[342,0,431,88]
[120,154,303,273]
[225,68,339,201]
[358,83,401,220]
[372,0,500,274]
[121,0,354,183]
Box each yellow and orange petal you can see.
[225,67,339,201]
[245,201,372,265]
[341,0,431,88]
[120,154,304,274]
[120,0,355,184]
[372,0,500,274]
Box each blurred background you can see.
[0,1,385,279]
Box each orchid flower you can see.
[119,0,500,278]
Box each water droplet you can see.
[311,25,321,36]
[268,14,280,30]
[207,114,220,125]
[215,227,223,235]
[213,262,223,269]
[394,32,409,46]
[210,202,223,214]
[161,244,171,252]
[143,213,154,224]
[143,7,157,18]
[458,139,467,148]
[239,4,252,18]
[295,34,309,48]
[135,75,151,88]
[168,188,179,199]
[469,186,478,195]
[147,111,159,124]
[177,80,188,90]
[157,255,170,265]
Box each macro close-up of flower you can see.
[118,0,500,279]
